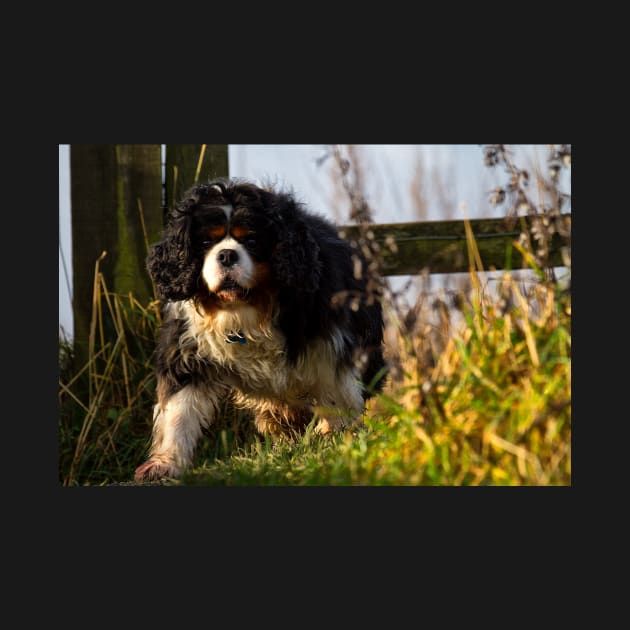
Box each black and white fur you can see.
[134,179,386,482]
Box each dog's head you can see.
[148,180,323,313]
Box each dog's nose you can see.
[218,249,239,268]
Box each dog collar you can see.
[226,331,247,344]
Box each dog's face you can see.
[192,192,276,307]
[147,181,323,319]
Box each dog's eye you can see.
[201,239,213,248]
[245,237,256,248]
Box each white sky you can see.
[229,144,491,224]
[59,144,569,340]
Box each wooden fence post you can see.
[70,144,163,360]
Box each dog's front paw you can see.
[134,458,180,484]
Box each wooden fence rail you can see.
[341,214,569,276]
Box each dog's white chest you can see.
[172,300,343,406]
[216,327,340,406]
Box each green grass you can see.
[180,271,571,486]
[58,245,570,486]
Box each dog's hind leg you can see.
[252,403,312,438]
[312,367,366,434]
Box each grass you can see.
[58,252,159,486]
[58,237,571,486]
[180,268,571,486]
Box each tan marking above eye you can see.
[231,225,252,239]
[208,226,227,239]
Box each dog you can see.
[134,179,386,482]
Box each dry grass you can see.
[58,252,161,485]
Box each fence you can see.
[341,214,567,277]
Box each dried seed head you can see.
[508,174,519,192]
[484,146,500,167]
[519,170,529,186]
[549,162,561,181]
[490,187,506,206]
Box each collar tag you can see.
[226,331,247,344]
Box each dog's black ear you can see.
[147,209,200,302]
[267,191,322,292]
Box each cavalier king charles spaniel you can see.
[134,179,386,482]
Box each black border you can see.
[46,93,577,581]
